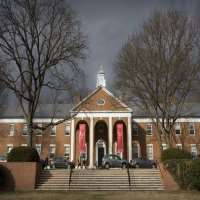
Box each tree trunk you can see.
[27,116,34,147]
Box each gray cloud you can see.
[68,0,200,90]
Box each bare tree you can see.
[0,0,87,146]
[114,10,200,150]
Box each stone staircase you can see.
[36,169,164,191]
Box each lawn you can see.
[0,191,200,200]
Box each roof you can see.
[0,103,72,119]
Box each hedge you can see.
[161,148,192,162]
[7,146,40,162]
[164,159,200,190]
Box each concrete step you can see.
[36,169,164,191]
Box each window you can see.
[7,144,13,153]
[50,144,56,158]
[191,144,197,157]
[176,144,182,149]
[132,143,140,158]
[9,124,15,136]
[36,124,43,136]
[50,126,56,136]
[146,124,152,135]
[21,144,27,147]
[97,98,105,105]
[162,144,167,151]
[132,123,138,136]
[65,124,70,136]
[22,124,28,136]
[146,144,153,160]
[188,122,195,135]
[175,122,181,135]
[36,144,42,155]
[64,144,70,159]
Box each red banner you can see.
[79,123,86,154]
[117,123,124,153]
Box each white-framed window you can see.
[64,144,70,159]
[35,144,42,155]
[162,144,167,151]
[7,144,13,153]
[36,124,43,136]
[50,126,56,136]
[64,124,71,136]
[9,124,15,136]
[21,144,28,147]
[191,144,197,157]
[50,144,56,157]
[176,144,182,149]
[188,122,195,135]
[175,122,181,135]
[22,123,28,136]
[146,144,153,160]
[146,124,152,135]
[132,143,140,158]
[132,123,138,136]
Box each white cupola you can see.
[96,65,106,88]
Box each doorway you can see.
[94,120,108,167]
[96,139,106,167]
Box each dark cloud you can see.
[68,0,200,89]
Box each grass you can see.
[0,191,200,200]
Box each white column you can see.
[128,117,132,161]
[89,117,94,168]
[70,118,75,162]
[108,116,113,154]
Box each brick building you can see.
[0,68,200,168]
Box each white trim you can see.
[21,144,27,147]
[0,118,63,123]
[162,143,167,150]
[50,125,56,136]
[64,144,70,156]
[134,118,200,123]
[7,144,13,153]
[73,112,132,118]
[191,144,197,156]
[35,144,42,155]
[146,123,153,135]
[132,143,140,158]
[2,117,200,123]
[146,144,153,160]
[9,124,15,136]
[188,122,195,135]
[176,144,182,149]
[50,144,56,154]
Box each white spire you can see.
[96,65,106,88]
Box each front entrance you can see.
[98,147,104,166]
[94,120,108,167]
[96,139,106,167]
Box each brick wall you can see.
[0,162,40,191]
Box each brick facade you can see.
[0,87,200,166]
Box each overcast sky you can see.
[68,0,200,89]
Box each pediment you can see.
[72,87,132,112]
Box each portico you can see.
[70,98,132,168]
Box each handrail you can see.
[127,165,132,190]
[68,164,73,190]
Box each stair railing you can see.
[68,164,73,190]
[127,164,132,190]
